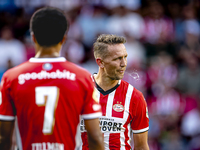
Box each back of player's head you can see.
[93,34,126,59]
[30,7,68,47]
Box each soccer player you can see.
[0,7,104,150]
[80,34,149,150]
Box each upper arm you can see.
[84,118,104,150]
[0,73,15,149]
[84,118,102,139]
[81,74,101,118]
[133,131,149,150]
[79,74,103,150]
[0,75,15,120]
[131,91,149,133]
[131,91,149,150]
[0,120,15,150]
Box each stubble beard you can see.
[109,72,125,81]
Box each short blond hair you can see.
[93,34,126,59]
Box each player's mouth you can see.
[118,70,125,73]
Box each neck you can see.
[34,43,62,58]
[94,69,119,91]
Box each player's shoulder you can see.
[66,61,92,81]
[1,61,30,87]
[3,61,29,78]
[120,80,136,92]
[120,79,131,87]
[67,61,91,75]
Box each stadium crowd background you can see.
[0,0,200,149]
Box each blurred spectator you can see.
[102,0,141,11]
[176,52,200,97]
[123,34,147,94]
[181,104,200,137]
[146,52,185,150]
[142,0,174,44]
[14,0,46,14]
[167,1,183,44]
[81,56,99,74]
[181,4,200,43]
[0,0,17,13]
[176,4,200,63]
[147,53,181,114]
[125,36,146,69]
[78,5,107,47]
[160,127,185,150]
[147,52,178,90]
[67,7,83,41]
[24,32,35,60]
[0,26,26,80]
[61,39,85,65]
[106,6,144,40]
[181,100,200,150]
[12,8,29,41]
[0,1,200,149]
[142,0,175,57]
[47,0,81,11]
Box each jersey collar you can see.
[93,73,121,95]
[29,57,66,63]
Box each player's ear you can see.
[31,32,37,43]
[96,58,104,68]
[61,34,67,44]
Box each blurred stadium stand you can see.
[0,0,200,149]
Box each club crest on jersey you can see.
[113,104,124,112]
[43,63,53,71]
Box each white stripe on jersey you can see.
[104,90,116,147]
[120,131,126,150]
[127,123,131,146]
[96,87,100,102]
[15,117,23,150]
[75,121,81,150]
[0,114,15,120]
[104,132,110,150]
[106,90,116,117]
[81,112,102,120]
[124,85,134,114]
[29,57,66,63]
[132,127,149,133]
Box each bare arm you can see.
[133,131,149,150]
[0,120,15,150]
[84,118,104,150]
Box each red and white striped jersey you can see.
[80,78,149,150]
[0,57,101,150]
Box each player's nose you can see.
[120,57,127,67]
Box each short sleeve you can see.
[81,75,102,120]
[131,92,149,133]
[0,74,15,121]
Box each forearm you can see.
[133,131,149,150]
[87,132,104,150]
[0,137,12,150]
[0,120,15,150]
[134,144,149,150]
[84,118,104,150]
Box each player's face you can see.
[102,44,128,80]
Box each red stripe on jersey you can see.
[109,133,121,149]
[111,83,128,118]
[100,94,108,116]
[124,115,132,150]
[81,132,89,150]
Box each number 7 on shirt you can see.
[35,86,59,134]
